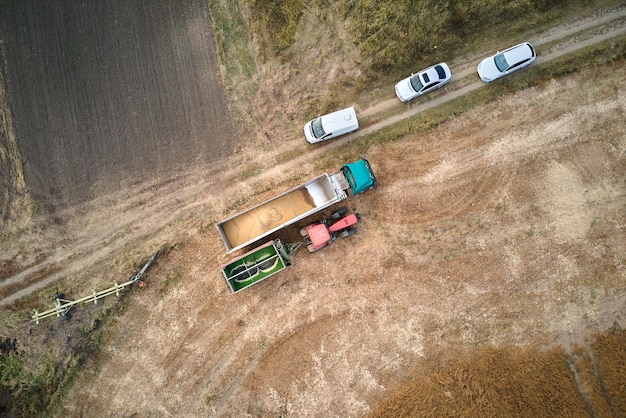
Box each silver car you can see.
[477,42,536,82]
[395,62,452,102]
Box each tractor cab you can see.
[300,207,360,252]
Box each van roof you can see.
[321,106,358,132]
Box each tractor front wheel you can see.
[331,207,348,220]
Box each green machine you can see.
[221,240,301,293]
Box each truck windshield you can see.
[344,168,356,190]
[311,117,326,139]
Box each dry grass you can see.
[370,330,626,417]
[592,328,626,415]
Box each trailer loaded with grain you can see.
[216,159,376,253]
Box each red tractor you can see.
[300,207,360,252]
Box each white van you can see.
[303,106,359,144]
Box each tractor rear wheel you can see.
[339,227,357,238]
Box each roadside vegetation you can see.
[0,302,121,416]
[1,0,624,416]
[347,0,575,81]
[0,244,176,417]
[212,0,616,116]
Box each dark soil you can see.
[1,0,236,212]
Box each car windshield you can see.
[435,65,445,79]
[494,53,509,72]
[310,117,326,139]
[409,74,424,93]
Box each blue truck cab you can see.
[340,158,377,195]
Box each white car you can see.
[395,62,452,102]
[477,42,536,82]
[303,106,359,144]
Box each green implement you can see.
[221,240,301,293]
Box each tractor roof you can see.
[308,224,331,247]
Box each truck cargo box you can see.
[216,173,344,253]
